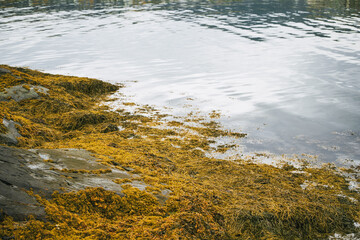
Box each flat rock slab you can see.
[0,146,135,220]
[30,148,106,171]
[0,84,48,102]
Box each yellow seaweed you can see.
[0,65,359,239]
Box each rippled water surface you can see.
[1,0,360,164]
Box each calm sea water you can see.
[1,0,360,165]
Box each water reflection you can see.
[0,0,359,164]
[1,0,360,13]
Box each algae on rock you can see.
[0,65,359,240]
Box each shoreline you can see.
[0,65,359,239]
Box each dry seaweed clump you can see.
[1,65,360,239]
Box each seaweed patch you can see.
[0,65,359,239]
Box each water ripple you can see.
[0,0,359,163]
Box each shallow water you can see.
[1,0,360,165]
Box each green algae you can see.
[0,65,359,239]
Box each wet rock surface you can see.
[31,148,108,171]
[0,146,137,220]
[0,119,21,146]
[0,84,48,102]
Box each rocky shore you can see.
[0,65,359,239]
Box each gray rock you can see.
[0,85,49,102]
[127,180,148,191]
[0,67,11,74]
[0,134,18,146]
[0,119,22,146]
[31,148,103,171]
[0,146,137,220]
[0,146,59,220]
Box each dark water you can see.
[1,0,360,165]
